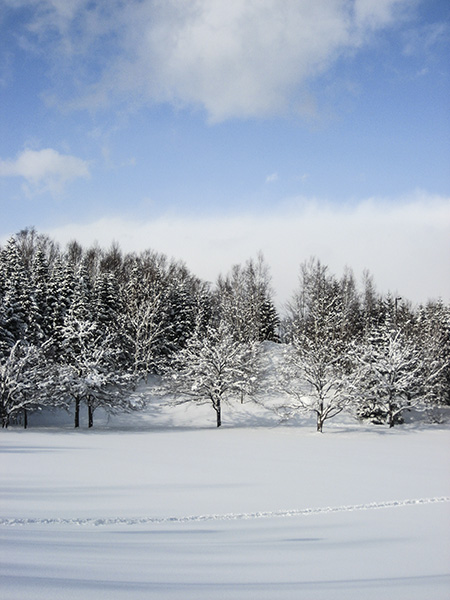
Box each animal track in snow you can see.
[1,497,449,527]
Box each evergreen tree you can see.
[29,247,53,344]
[164,272,199,354]
[259,297,280,342]
[0,249,15,357]
[93,270,121,332]
[351,325,425,427]
[0,237,32,347]
[60,258,98,427]
[216,254,279,343]
[337,267,362,343]
[47,256,76,357]
[415,300,450,416]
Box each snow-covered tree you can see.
[60,317,136,428]
[279,259,355,431]
[351,326,425,427]
[216,254,279,343]
[120,256,173,378]
[360,270,382,333]
[28,247,53,344]
[337,267,362,343]
[0,237,32,350]
[276,336,354,432]
[59,261,131,428]
[0,341,63,428]
[414,300,450,417]
[163,323,261,427]
[0,250,16,357]
[93,271,121,329]
[60,356,137,428]
[99,241,124,282]
[163,270,199,354]
[2,228,448,433]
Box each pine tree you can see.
[351,325,425,427]
[259,297,280,342]
[164,273,197,354]
[60,258,98,427]
[46,256,76,358]
[337,267,362,343]
[0,237,32,347]
[0,249,15,357]
[415,300,450,417]
[93,270,121,333]
[216,254,279,343]
[29,247,52,345]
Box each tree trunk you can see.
[215,398,221,428]
[23,408,28,430]
[74,398,80,428]
[388,400,395,428]
[88,404,94,429]
[388,410,395,428]
[317,402,324,433]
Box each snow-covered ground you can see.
[1,400,450,600]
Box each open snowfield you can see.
[1,402,450,600]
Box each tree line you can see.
[0,228,448,431]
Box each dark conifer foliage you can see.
[0,237,31,347]
[215,253,279,343]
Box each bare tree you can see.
[278,259,354,432]
[163,323,261,427]
[0,341,63,428]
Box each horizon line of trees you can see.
[1,228,449,431]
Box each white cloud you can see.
[0,148,90,195]
[11,0,411,121]
[43,193,450,308]
[100,0,410,121]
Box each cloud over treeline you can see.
[40,193,450,307]
[5,0,412,121]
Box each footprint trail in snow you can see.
[1,496,449,527]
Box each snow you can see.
[1,401,450,599]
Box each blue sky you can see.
[0,0,449,305]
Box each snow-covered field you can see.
[1,401,450,600]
